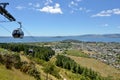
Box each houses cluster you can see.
[75,42,120,69]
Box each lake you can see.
[0,36,120,43]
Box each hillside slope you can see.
[68,55,120,80]
[0,65,35,80]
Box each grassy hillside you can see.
[20,54,58,80]
[66,49,89,57]
[0,65,35,80]
[68,55,120,80]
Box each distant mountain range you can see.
[54,34,120,38]
[80,34,120,38]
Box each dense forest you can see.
[0,43,55,61]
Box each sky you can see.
[0,0,120,36]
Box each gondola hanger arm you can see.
[17,21,22,28]
[0,2,16,21]
[0,3,9,8]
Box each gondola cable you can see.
[22,26,38,42]
[0,24,11,34]
[0,20,12,23]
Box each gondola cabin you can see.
[12,28,24,38]
[28,49,34,57]
[28,49,34,53]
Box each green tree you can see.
[43,62,61,79]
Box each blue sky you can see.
[0,0,120,36]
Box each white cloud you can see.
[79,7,91,13]
[19,2,62,14]
[92,13,111,17]
[79,7,83,10]
[38,3,63,14]
[92,8,120,17]
[28,3,40,8]
[103,24,109,27]
[68,0,88,13]
[55,3,60,8]
[45,0,53,5]
[69,1,78,8]
[71,1,78,6]
[16,6,25,10]
[75,0,82,2]
[69,0,83,7]
[34,3,40,8]
[113,8,120,14]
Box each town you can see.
[44,40,120,69]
